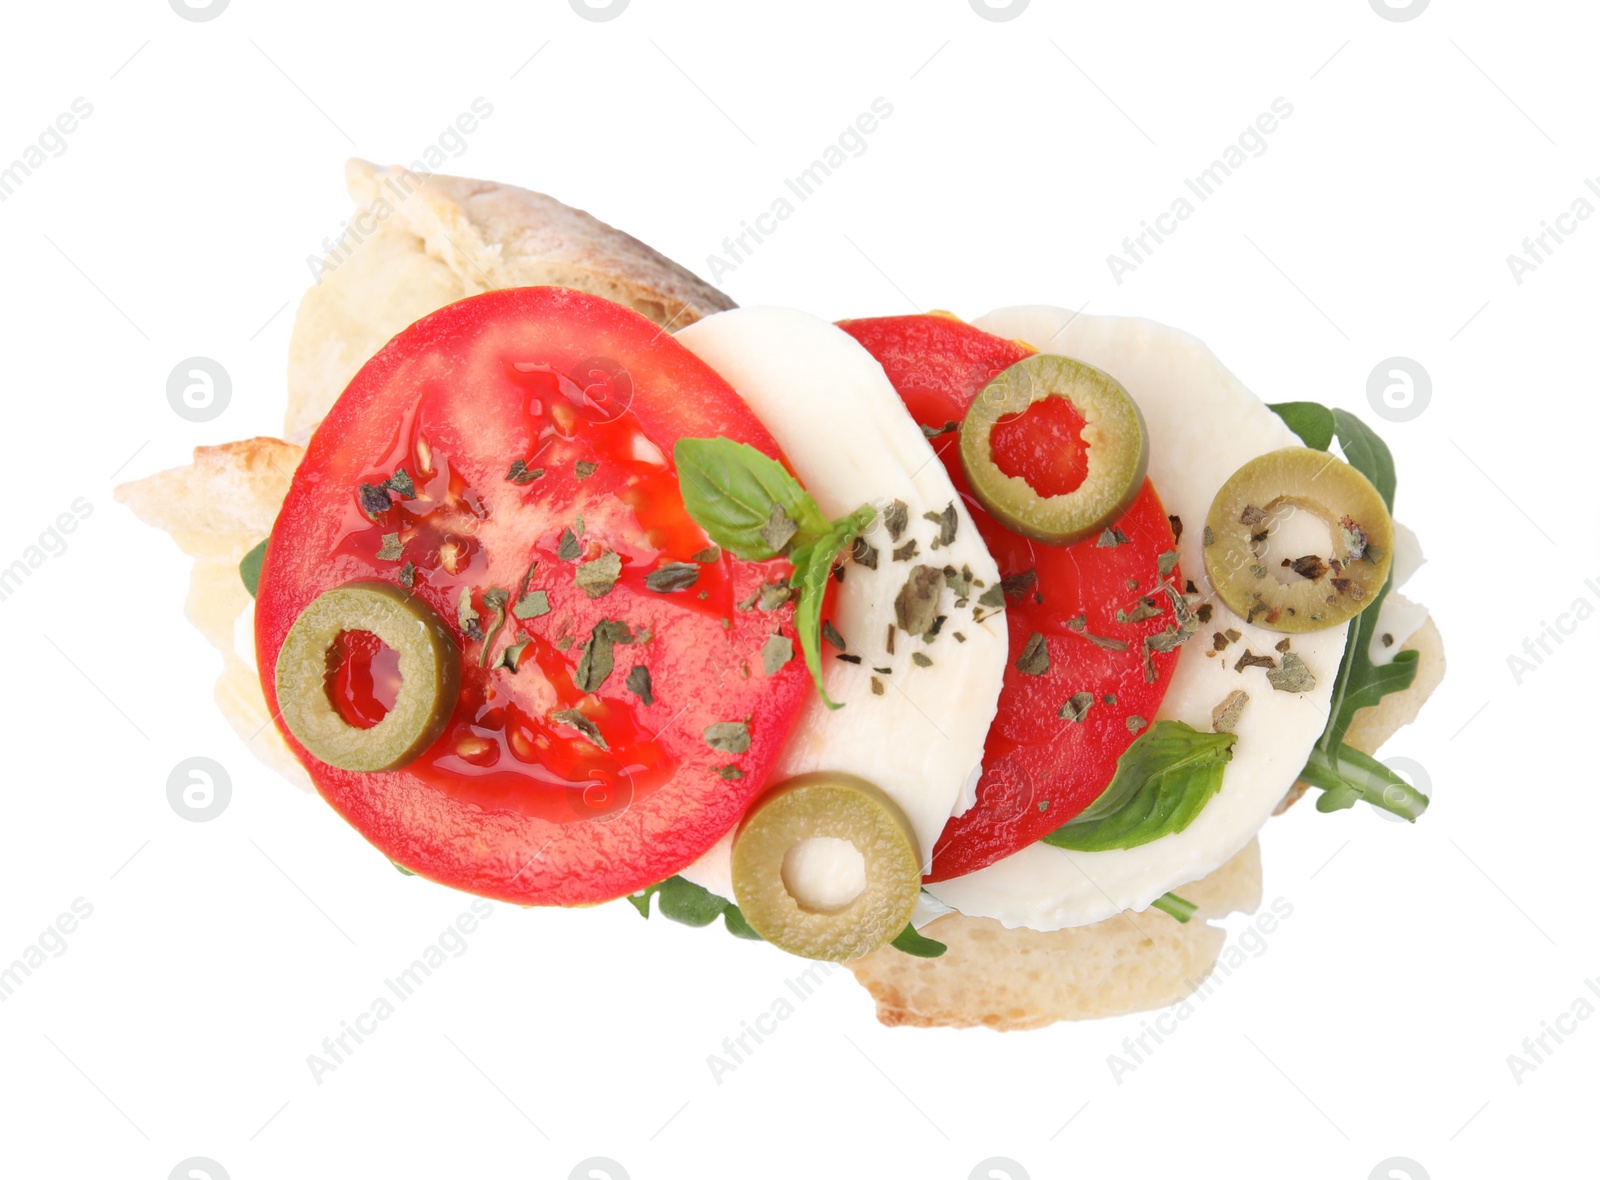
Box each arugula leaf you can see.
[240,539,267,598]
[629,875,762,940]
[890,924,948,958]
[1267,401,1336,451]
[1330,408,1396,511]
[1268,402,1427,821]
[1299,742,1428,820]
[673,437,875,706]
[1042,721,1235,851]
[1150,892,1196,923]
[673,438,829,559]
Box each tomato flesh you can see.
[258,288,811,905]
[838,315,1184,881]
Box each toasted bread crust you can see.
[847,621,1444,1029]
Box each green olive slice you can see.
[730,772,922,962]
[275,580,459,771]
[959,354,1149,545]
[1202,447,1394,633]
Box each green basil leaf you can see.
[1267,401,1337,451]
[1331,408,1396,511]
[1043,721,1235,851]
[239,539,267,599]
[890,924,948,958]
[673,437,829,560]
[792,504,876,711]
[721,905,764,940]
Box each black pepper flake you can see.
[953,632,967,643]
[506,460,544,485]
[870,677,884,696]
[923,615,946,641]
[1015,632,1050,676]
[851,536,879,569]
[557,528,581,562]
[1126,714,1148,734]
[1275,638,1292,653]
[892,540,919,562]
[1382,632,1395,648]
[625,664,654,706]
[1285,554,1329,581]
[693,546,721,563]
[885,623,896,655]
[704,721,751,754]
[1103,693,1116,705]
[1239,504,1267,526]
[873,666,892,675]
[920,420,958,439]
[832,563,845,584]
[885,499,910,542]
[645,562,700,593]
[822,620,847,651]
[398,562,416,588]
[575,459,598,481]
[1196,603,1214,624]
[911,652,933,668]
[385,469,415,498]
[1168,515,1183,543]
[358,482,393,519]
[1059,692,1095,723]
[1234,650,1277,671]
[1213,632,1230,651]
[836,653,862,665]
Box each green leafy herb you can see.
[645,562,700,593]
[628,875,761,938]
[892,540,919,562]
[911,651,932,668]
[358,482,392,518]
[377,533,403,562]
[398,562,416,589]
[239,539,267,598]
[574,550,622,599]
[1097,526,1129,547]
[479,588,510,667]
[1267,651,1317,694]
[457,588,482,640]
[552,708,607,749]
[762,631,794,675]
[894,565,944,638]
[704,721,751,754]
[884,499,909,542]
[1043,721,1235,851]
[1150,892,1197,923]
[574,619,634,693]
[506,460,544,485]
[925,502,957,548]
[889,924,948,958]
[822,620,847,651]
[1267,401,1337,451]
[513,590,550,620]
[557,528,581,562]
[1059,691,1095,723]
[672,438,829,560]
[1211,690,1249,734]
[575,459,598,481]
[384,468,416,498]
[673,437,873,707]
[1016,632,1050,676]
[625,664,654,706]
[1269,402,1425,821]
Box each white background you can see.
[0,1,1594,1178]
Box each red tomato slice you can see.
[257,287,811,905]
[838,314,1186,882]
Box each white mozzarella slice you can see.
[672,307,1009,901]
[922,306,1353,930]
